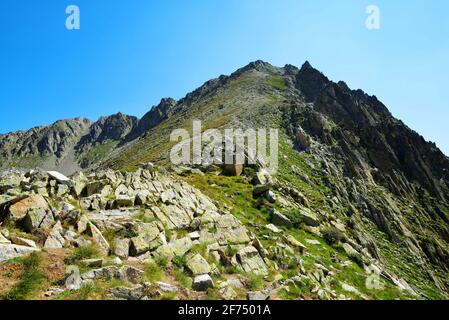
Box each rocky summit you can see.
[1,61,449,300]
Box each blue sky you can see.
[1,0,448,154]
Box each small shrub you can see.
[144,261,164,281]
[246,274,264,291]
[322,227,344,246]
[172,255,187,268]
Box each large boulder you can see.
[23,207,54,232]
[129,222,165,256]
[6,195,49,223]
[81,265,144,284]
[10,236,37,248]
[252,169,272,186]
[295,127,312,149]
[214,214,251,246]
[108,284,149,300]
[236,246,268,276]
[47,171,73,186]
[186,254,211,276]
[71,171,89,196]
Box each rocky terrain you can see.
[0,60,448,300]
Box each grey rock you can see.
[192,274,214,292]
[271,210,293,228]
[247,291,270,300]
[236,246,268,276]
[113,238,130,259]
[0,244,40,262]
[10,236,37,248]
[44,221,66,249]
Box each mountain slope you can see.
[1,60,448,299]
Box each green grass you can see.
[174,269,192,289]
[268,75,287,91]
[3,252,47,300]
[64,245,101,266]
[144,261,164,282]
[79,140,118,167]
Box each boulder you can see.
[253,184,272,196]
[220,286,237,300]
[236,246,268,276]
[265,224,281,233]
[186,254,211,276]
[214,214,251,246]
[252,169,272,185]
[71,171,89,196]
[264,190,276,203]
[10,236,37,248]
[247,291,270,300]
[6,195,49,223]
[156,281,178,293]
[129,222,165,256]
[115,195,135,208]
[134,191,150,205]
[108,284,148,300]
[44,221,66,249]
[167,237,193,257]
[296,128,311,149]
[81,265,144,284]
[80,258,103,268]
[0,244,40,262]
[284,235,307,253]
[65,266,82,290]
[0,233,11,244]
[223,164,244,177]
[113,238,130,259]
[271,210,293,228]
[47,171,73,186]
[85,180,109,197]
[23,207,54,232]
[343,243,358,257]
[86,223,110,255]
[192,274,214,291]
[298,208,320,227]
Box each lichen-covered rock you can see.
[44,221,66,249]
[0,244,40,262]
[129,222,165,256]
[113,238,130,259]
[186,254,211,275]
[6,195,49,223]
[23,207,54,232]
[236,246,268,276]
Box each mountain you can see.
[1,60,448,300]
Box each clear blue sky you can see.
[1,0,448,155]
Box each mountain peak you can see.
[296,61,330,103]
